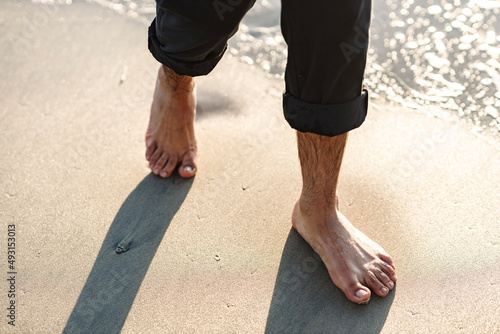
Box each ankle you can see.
[159,65,195,92]
[297,192,340,218]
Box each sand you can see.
[0,0,499,333]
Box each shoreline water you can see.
[230,0,500,143]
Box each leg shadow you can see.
[196,89,236,120]
[63,173,193,334]
[265,228,395,334]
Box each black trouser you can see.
[149,0,371,136]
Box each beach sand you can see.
[0,0,499,333]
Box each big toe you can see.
[338,278,372,304]
[178,152,197,178]
[349,286,371,305]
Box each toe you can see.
[379,261,396,278]
[379,260,397,282]
[366,271,390,297]
[341,278,372,304]
[178,151,197,178]
[379,252,396,270]
[377,271,395,290]
[160,156,178,178]
[146,142,156,161]
[149,148,161,169]
[153,153,168,175]
[350,286,371,304]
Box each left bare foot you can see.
[146,65,197,178]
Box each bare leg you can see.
[146,65,197,178]
[292,132,397,304]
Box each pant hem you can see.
[148,19,225,77]
[283,89,369,136]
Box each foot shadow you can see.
[265,228,395,334]
[63,173,193,334]
[195,89,236,120]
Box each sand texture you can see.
[0,1,499,333]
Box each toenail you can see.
[183,166,195,173]
[381,287,389,294]
[355,289,369,300]
[388,281,394,288]
[160,172,167,177]
[154,169,159,174]
[392,275,398,282]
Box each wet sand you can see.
[0,0,499,333]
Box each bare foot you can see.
[146,65,197,178]
[294,131,397,304]
[292,200,397,304]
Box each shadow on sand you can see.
[265,229,395,334]
[195,89,236,120]
[63,174,193,334]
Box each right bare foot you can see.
[292,199,397,304]
[146,65,197,178]
[294,132,397,304]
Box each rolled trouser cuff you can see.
[148,19,225,77]
[283,89,369,137]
